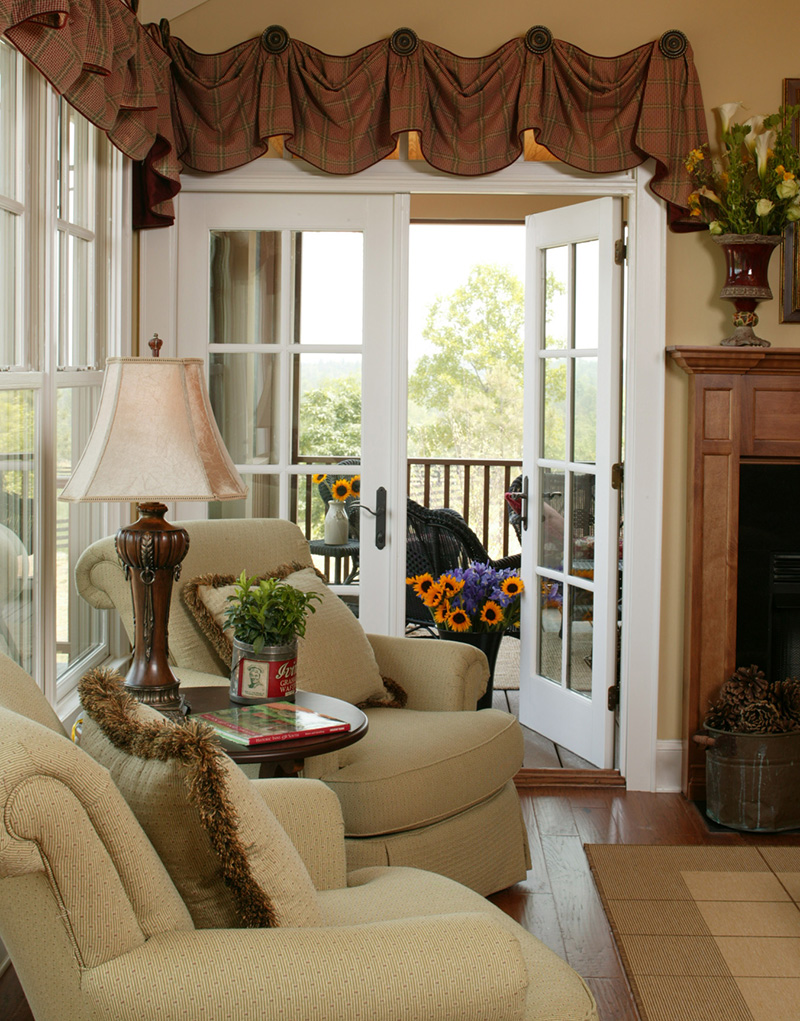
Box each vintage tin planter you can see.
[702,727,800,832]
[229,639,297,705]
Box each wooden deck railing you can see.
[297,456,522,562]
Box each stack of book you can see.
[198,701,350,746]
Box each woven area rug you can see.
[585,844,800,1021]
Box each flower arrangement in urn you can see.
[685,102,800,236]
[406,562,524,633]
[686,102,800,346]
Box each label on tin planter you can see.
[233,654,297,701]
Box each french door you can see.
[518,198,624,768]
[175,192,408,635]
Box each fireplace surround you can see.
[669,347,800,799]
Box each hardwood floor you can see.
[489,786,800,1020]
[4,787,798,1020]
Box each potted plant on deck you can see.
[223,572,322,705]
[406,562,524,710]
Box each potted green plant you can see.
[223,572,322,705]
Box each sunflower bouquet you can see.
[407,562,524,633]
[312,473,361,501]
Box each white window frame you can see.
[0,43,132,719]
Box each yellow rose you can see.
[756,198,775,216]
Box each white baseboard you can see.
[656,739,684,792]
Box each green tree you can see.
[297,375,361,459]
[408,264,525,459]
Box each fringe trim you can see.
[182,563,312,667]
[358,676,408,709]
[182,566,407,708]
[78,667,277,929]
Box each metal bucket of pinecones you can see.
[694,665,800,832]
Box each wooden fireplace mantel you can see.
[668,346,800,799]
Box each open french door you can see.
[174,192,408,636]
[518,197,624,769]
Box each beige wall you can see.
[154,0,800,742]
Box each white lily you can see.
[743,115,766,153]
[716,102,742,134]
[699,185,722,204]
[754,130,776,180]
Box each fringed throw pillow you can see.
[78,668,321,930]
[183,565,406,709]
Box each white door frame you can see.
[139,155,666,792]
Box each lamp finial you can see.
[148,333,163,357]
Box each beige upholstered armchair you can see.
[0,654,598,1021]
[75,517,531,896]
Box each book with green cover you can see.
[197,701,351,746]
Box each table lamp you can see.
[60,336,247,709]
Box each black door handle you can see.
[359,487,387,549]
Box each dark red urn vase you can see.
[712,233,783,347]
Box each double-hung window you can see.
[0,39,129,716]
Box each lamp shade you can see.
[60,357,247,503]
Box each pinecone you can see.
[736,700,783,733]
[704,699,740,732]
[768,678,800,729]
[717,664,769,707]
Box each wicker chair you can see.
[406,498,521,633]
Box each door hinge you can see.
[611,462,624,490]
[614,239,627,265]
[607,684,620,711]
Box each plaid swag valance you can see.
[0,4,708,229]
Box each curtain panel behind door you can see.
[0,7,707,229]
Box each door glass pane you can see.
[210,472,280,520]
[538,579,563,684]
[574,240,599,349]
[210,231,281,345]
[296,232,363,344]
[573,356,597,463]
[567,585,593,697]
[0,42,17,199]
[58,102,92,229]
[544,246,568,349]
[570,472,595,570]
[0,208,17,366]
[56,232,93,367]
[56,386,105,673]
[539,468,564,569]
[295,353,361,462]
[542,358,566,460]
[0,390,34,673]
[209,352,280,465]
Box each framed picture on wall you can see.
[781,78,800,323]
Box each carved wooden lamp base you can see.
[115,502,190,709]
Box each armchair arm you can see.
[85,917,528,1021]
[366,633,487,711]
[251,777,346,890]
